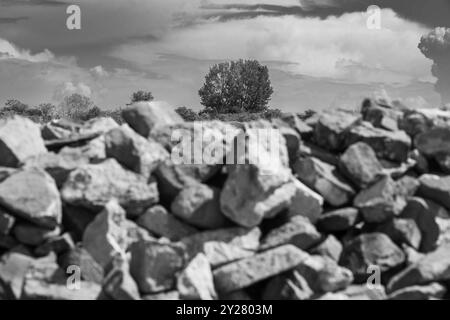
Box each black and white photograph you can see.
[0,0,450,305]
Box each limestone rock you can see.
[310,235,343,262]
[317,208,360,233]
[314,112,360,152]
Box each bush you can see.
[130,91,154,104]
[199,59,273,114]
[175,107,200,121]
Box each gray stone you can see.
[13,223,61,246]
[375,218,422,250]
[262,270,314,300]
[317,208,360,232]
[0,210,15,236]
[418,174,450,210]
[102,255,141,300]
[314,112,360,151]
[310,235,343,262]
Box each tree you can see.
[59,94,97,121]
[130,91,154,104]
[175,107,199,121]
[198,59,273,114]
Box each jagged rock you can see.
[260,216,321,251]
[136,205,197,241]
[400,197,440,253]
[294,157,355,207]
[415,127,450,173]
[399,109,434,138]
[346,121,411,163]
[280,113,313,138]
[177,253,217,300]
[181,227,261,268]
[362,102,401,132]
[375,218,421,250]
[82,200,129,268]
[105,124,169,178]
[213,245,309,294]
[59,135,107,162]
[0,251,34,299]
[0,168,62,229]
[354,175,407,223]
[171,183,228,229]
[61,205,96,242]
[61,159,159,216]
[0,210,15,236]
[102,255,141,300]
[387,243,450,293]
[339,142,383,189]
[296,255,353,293]
[396,175,420,197]
[35,233,75,257]
[317,208,360,233]
[287,178,325,224]
[13,223,60,246]
[58,246,104,284]
[24,151,89,187]
[0,116,47,167]
[262,270,313,300]
[314,112,360,151]
[410,149,429,174]
[418,174,450,210]
[437,217,450,247]
[122,101,184,138]
[129,239,185,294]
[310,235,343,262]
[403,245,426,266]
[41,121,72,140]
[340,233,405,280]
[79,117,119,135]
[299,142,339,166]
[388,283,446,300]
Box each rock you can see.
[122,101,184,138]
[437,217,450,247]
[82,200,129,268]
[287,178,325,224]
[136,205,197,241]
[317,208,360,233]
[340,285,387,300]
[396,175,420,198]
[102,255,141,300]
[177,253,217,300]
[310,235,343,262]
[375,219,422,250]
[296,255,354,293]
[294,157,355,207]
[58,246,104,284]
[299,142,339,166]
[259,216,322,251]
[13,223,60,246]
[0,116,47,167]
[400,197,440,253]
[410,149,429,174]
[339,142,384,189]
[340,233,405,280]
[388,283,446,300]
[181,227,261,268]
[0,210,15,236]
[129,239,185,294]
[79,117,119,135]
[399,109,434,138]
[314,112,360,151]
[61,159,159,216]
[35,233,75,257]
[45,132,102,151]
[362,102,401,132]
[24,151,89,187]
[0,252,34,299]
[213,245,309,294]
[415,127,450,172]
[387,243,450,293]
[418,174,450,210]
[280,113,313,138]
[61,205,96,242]
[41,121,72,140]
[0,168,62,229]
[105,124,169,178]
[262,270,313,300]
[346,121,411,163]
[59,135,107,162]
[354,175,407,223]
[171,183,228,229]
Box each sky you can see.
[0,0,449,112]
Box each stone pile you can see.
[0,99,450,300]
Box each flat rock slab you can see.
[418,174,450,210]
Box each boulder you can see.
[375,218,422,250]
[317,208,360,233]
[314,112,360,151]
[58,246,104,284]
[262,270,314,300]
[299,142,339,166]
[102,255,141,300]
[213,245,309,294]
[0,168,62,229]
[280,113,313,138]
[415,127,450,173]
[294,157,355,207]
[418,174,450,210]
[0,252,34,299]
[34,233,75,257]
[339,142,384,189]
[61,159,159,216]
[0,116,47,167]
[13,223,60,246]
[310,235,343,262]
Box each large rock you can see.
[177,253,217,300]
[59,135,107,163]
[61,159,159,216]
[82,200,129,268]
[418,174,450,210]
[0,168,62,229]
[339,142,384,189]
[294,157,355,207]
[213,245,309,294]
[0,252,34,299]
[346,121,411,163]
[58,246,104,284]
[415,127,450,173]
[310,235,343,262]
[122,101,184,138]
[171,183,228,229]
[314,112,360,152]
[0,116,47,167]
[13,223,60,246]
[317,208,360,233]
[102,255,141,300]
[136,205,197,241]
[299,142,339,166]
[262,270,313,300]
[181,227,261,268]
[129,239,185,294]
[375,218,422,250]
[354,175,407,223]
[280,113,313,138]
[259,216,322,251]
[387,243,450,293]
[340,233,405,281]
[105,124,169,178]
